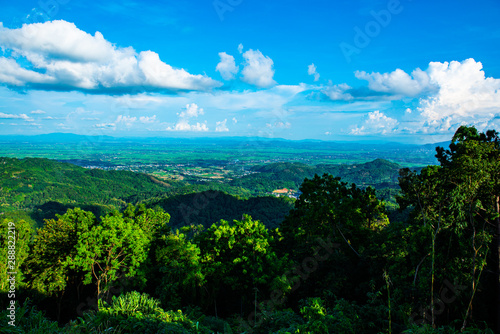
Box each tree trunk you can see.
[96,279,102,310]
[57,290,64,322]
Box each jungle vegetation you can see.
[0,126,498,333]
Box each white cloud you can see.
[138,51,220,91]
[0,20,115,63]
[0,20,221,93]
[418,59,500,122]
[274,121,291,129]
[30,109,46,114]
[322,83,353,101]
[168,103,209,131]
[238,43,244,54]
[179,103,204,118]
[0,112,34,121]
[241,49,276,88]
[115,115,137,127]
[351,110,398,135]
[308,63,320,82]
[352,59,500,135]
[94,123,116,129]
[232,117,238,124]
[216,52,239,80]
[139,115,157,123]
[355,68,431,97]
[167,119,208,132]
[215,119,229,132]
[0,57,55,86]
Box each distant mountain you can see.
[421,141,450,150]
[0,133,116,143]
[230,159,403,196]
[0,132,446,149]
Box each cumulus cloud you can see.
[179,103,204,118]
[216,52,239,80]
[0,57,55,86]
[351,59,500,135]
[140,115,157,123]
[168,119,208,132]
[168,103,209,132]
[355,68,432,97]
[215,119,229,132]
[115,115,137,127]
[0,20,221,93]
[322,83,353,101]
[308,63,320,82]
[31,110,46,114]
[418,59,500,123]
[351,110,398,135]
[241,49,276,88]
[275,121,291,128]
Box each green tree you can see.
[435,126,499,330]
[25,208,96,319]
[279,174,388,302]
[154,229,205,309]
[397,126,499,330]
[0,218,33,292]
[71,212,150,303]
[197,215,291,317]
[281,174,388,259]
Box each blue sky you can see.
[0,0,499,143]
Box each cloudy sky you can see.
[0,0,499,143]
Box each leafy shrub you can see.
[68,291,212,334]
[0,299,61,334]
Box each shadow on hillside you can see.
[30,201,111,227]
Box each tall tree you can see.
[26,208,96,320]
[398,126,499,329]
[279,174,388,302]
[0,218,33,292]
[398,165,457,327]
[71,212,150,303]
[154,229,205,309]
[280,174,388,260]
[436,126,500,330]
[197,215,291,317]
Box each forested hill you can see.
[0,157,172,213]
[145,190,293,230]
[318,158,402,187]
[230,158,402,194]
[0,156,403,226]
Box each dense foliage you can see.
[230,159,401,196]
[145,190,293,230]
[0,157,171,212]
[0,126,498,333]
